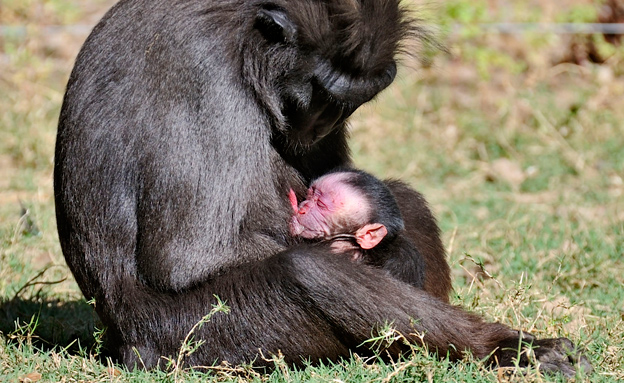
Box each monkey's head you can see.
[289,170,404,250]
[241,0,415,152]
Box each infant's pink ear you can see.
[288,188,299,213]
[355,223,387,249]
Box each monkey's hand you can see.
[329,239,362,260]
[288,188,299,213]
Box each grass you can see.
[1,0,623,382]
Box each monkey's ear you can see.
[355,224,388,250]
[255,7,297,44]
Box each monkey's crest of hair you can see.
[296,0,411,73]
[286,0,433,74]
[238,0,432,158]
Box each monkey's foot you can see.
[494,336,592,379]
[532,338,593,378]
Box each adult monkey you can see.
[54,0,590,376]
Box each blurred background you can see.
[0,0,622,381]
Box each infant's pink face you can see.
[290,173,369,239]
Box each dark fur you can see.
[359,235,427,290]
[386,180,452,302]
[340,169,405,239]
[54,0,590,376]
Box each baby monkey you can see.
[290,169,426,288]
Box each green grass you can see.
[2,0,623,382]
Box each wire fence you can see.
[0,25,92,37]
[478,23,624,34]
[1,23,624,37]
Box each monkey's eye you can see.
[314,189,328,210]
[255,7,296,44]
[313,188,324,201]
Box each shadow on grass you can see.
[0,296,98,354]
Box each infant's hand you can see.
[330,240,362,262]
[288,188,299,213]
